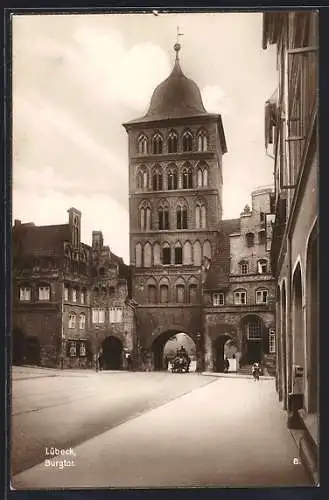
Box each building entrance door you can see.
[101,336,123,370]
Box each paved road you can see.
[11,369,311,489]
[11,369,212,475]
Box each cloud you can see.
[201,85,233,116]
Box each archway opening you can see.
[307,231,319,413]
[213,335,232,372]
[25,336,41,365]
[241,315,264,364]
[281,282,288,408]
[152,331,196,372]
[292,265,304,375]
[101,336,123,370]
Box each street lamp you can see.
[95,325,99,372]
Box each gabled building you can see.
[262,11,319,483]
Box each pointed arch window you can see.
[137,134,148,155]
[147,282,157,303]
[159,279,169,303]
[183,241,193,265]
[176,200,188,229]
[136,166,148,190]
[197,161,209,187]
[183,130,193,152]
[152,166,163,191]
[167,130,178,154]
[175,280,186,303]
[203,240,212,260]
[135,243,143,267]
[158,202,169,230]
[167,164,178,190]
[162,242,171,265]
[182,162,193,189]
[144,242,152,268]
[174,242,183,265]
[152,132,163,155]
[197,129,208,152]
[193,241,202,266]
[153,242,161,266]
[196,201,206,228]
[139,201,152,231]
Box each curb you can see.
[201,371,275,380]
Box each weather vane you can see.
[176,26,184,44]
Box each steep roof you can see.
[13,223,70,258]
[203,219,241,291]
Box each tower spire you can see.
[174,26,184,61]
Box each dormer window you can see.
[257,259,268,274]
[239,260,249,275]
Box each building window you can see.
[182,130,193,152]
[162,244,171,265]
[38,286,50,301]
[152,167,163,191]
[182,164,193,189]
[137,134,148,155]
[247,322,261,340]
[260,211,265,223]
[167,165,178,190]
[197,129,208,151]
[234,290,247,305]
[168,130,178,153]
[109,307,123,323]
[257,259,268,274]
[269,330,276,353]
[68,313,76,329]
[160,284,169,303]
[197,163,208,187]
[109,287,115,296]
[64,286,69,302]
[140,203,151,230]
[239,261,249,275]
[79,341,87,357]
[137,167,148,190]
[174,243,183,265]
[256,289,268,304]
[259,230,266,245]
[152,132,163,155]
[80,290,86,305]
[147,285,157,303]
[68,340,77,357]
[92,308,105,324]
[246,232,255,247]
[196,202,206,228]
[189,284,198,303]
[158,205,169,230]
[72,288,77,303]
[79,313,86,330]
[176,284,185,303]
[19,287,31,301]
[135,243,143,268]
[176,203,188,229]
[213,293,225,306]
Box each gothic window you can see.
[234,289,247,305]
[182,162,193,189]
[153,242,161,266]
[79,313,86,330]
[193,240,202,266]
[183,241,193,265]
[80,288,86,305]
[147,283,157,303]
[152,166,163,191]
[20,286,31,301]
[196,201,206,228]
[159,279,169,303]
[188,277,198,303]
[158,202,169,230]
[174,242,183,265]
[175,280,185,303]
[197,161,209,187]
[68,312,76,329]
[239,260,249,275]
[176,200,188,229]
[137,134,148,155]
[139,201,152,231]
[167,164,178,190]
[135,243,143,267]
[64,286,69,302]
[38,285,50,301]
[72,288,77,303]
[203,240,212,260]
[197,129,208,152]
[257,259,268,274]
[152,132,163,155]
[246,232,255,247]
[182,130,193,152]
[144,242,152,267]
[162,242,171,265]
[167,130,178,153]
[137,166,148,190]
[256,289,269,304]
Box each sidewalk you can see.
[12,377,311,489]
[202,369,274,380]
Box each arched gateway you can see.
[151,329,198,372]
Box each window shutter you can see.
[263,329,270,354]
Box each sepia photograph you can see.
[10,10,319,490]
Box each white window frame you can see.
[269,331,276,353]
[20,287,31,301]
[247,322,262,340]
[92,308,105,324]
[80,291,85,305]
[240,262,249,275]
[38,286,50,301]
[79,313,86,330]
[68,313,76,329]
[256,289,268,304]
[213,293,225,306]
[258,260,268,274]
[234,291,247,305]
[72,288,77,303]
[68,340,77,357]
[79,341,87,357]
[109,307,123,323]
[64,287,69,302]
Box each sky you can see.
[12,12,277,263]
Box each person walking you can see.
[223,357,230,373]
[251,362,260,381]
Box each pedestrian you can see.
[224,357,230,373]
[125,351,132,371]
[251,362,260,381]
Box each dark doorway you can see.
[12,327,25,365]
[241,315,263,364]
[214,335,231,372]
[101,336,123,370]
[25,337,41,365]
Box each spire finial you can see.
[174,26,184,60]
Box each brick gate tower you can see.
[123,41,227,371]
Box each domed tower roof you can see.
[145,42,207,119]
